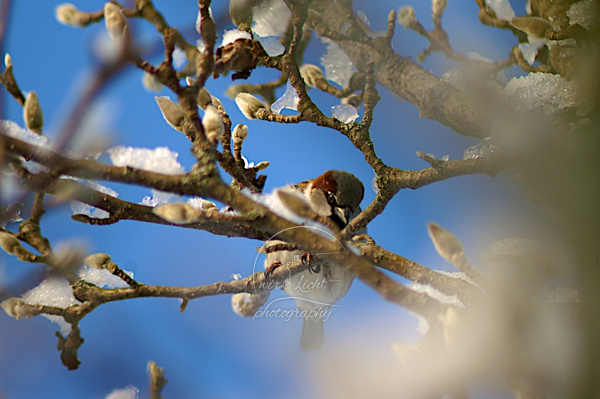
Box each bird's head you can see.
[306,170,364,229]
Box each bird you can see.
[263,170,365,350]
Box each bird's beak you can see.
[333,206,353,228]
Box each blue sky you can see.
[0,1,558,398]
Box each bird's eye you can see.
[326,191,336,205]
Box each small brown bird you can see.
[264,170,364,350]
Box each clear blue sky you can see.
[0,1,555,398]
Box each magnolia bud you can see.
[54,242,86,274]
[299,64,325,87]
[232,124,248,145]
[142,72,163,92]
[231,292,269,317]
[210,95,225,113]
[388,9,397,24]
[153,202,200,224]
[184,78,213,109]
[231,293,251,317]
[277,189,311,217]
[397,6,416,28]
[511,16,553,38]
[4,53,12,68]
[235,93,266,120]
[199,199,217,210]
[104,2,127,41]
[427,222,465,266]
[23,92,44,133]
[198,88,213,109]
[202,105,224,143]
[147,360,162,376]
[432,0,448,17]
[155,96,186,129]
[225,83,255,98]
[83,253,112,269]
[254,161,269,171]
[0,232,22,255]
[441,307,459,349]
[229,0,253,28]
[1,297,27,320]
[56,3,85,27]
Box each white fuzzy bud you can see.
[235,93,266,120]
[427,222,465,266]
[4,53,12,68]
[232,124,248,144]
[231,293,251,317]
[388,9,397,25]
[198,88,213,109]
[155,96,186,129]
[397,6,416,28]
[184,79,213,109]
[432,0,448,16]
[231,292,269,317]
[0,232,22,255]
[54,242,86,274]
[23,92,44,133]
[210,95,225,113]
[276,189,311,216]
[1,297,27,320]
[300,64,325,87]
[511,16,553,38]
[104,2,127,41]
[83,253,112,269]
[229,0,253,28]
[56,3,85,27]
[153,202,201,224]
[199,199,217,210]
[142,72,163,93]
[225,83,255,99]
[202,105,224,143]
[147,360,165,382]
[441,307,459,349]
[254,161,270,171]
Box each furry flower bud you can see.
[202,105,224,143]
[104,2,127,41]
[432,0,448,17]
[56,3,86,27]
[1,297,27,320]
[231,292,269,317]
[254,161,270,171]
[235,93,266,120]
[229,0,253,28]
[155,96,186,129]
[153,202,201,224]
[142,72,163,93]
[300,64,325,88]
[4,53,12,68]
[83,253,112,270]
[232,124,248,145]
[397,6,417,28]
[427,222,465,266]
[23,92,44,133]
[0,232,22,255]
[511,16,553,38]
